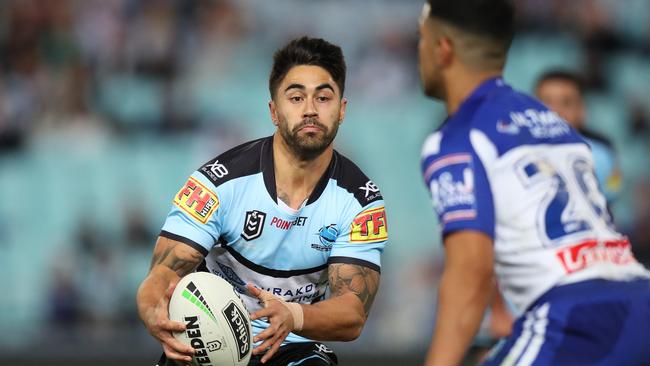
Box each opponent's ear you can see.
[269,100,279,126]
[437,36,455,67]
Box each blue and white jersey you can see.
[420,78,649,313]
[161,136,387,343]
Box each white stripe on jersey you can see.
[517,303,550,366]
[502,311,535,366]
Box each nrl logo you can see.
[241,210,266,241]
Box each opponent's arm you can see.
[248,263,380,362]
[425,230,494,366]
[137,236,205,363]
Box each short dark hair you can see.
[427,0,515,48]
[269,36,346,99]
[535,70,585,94]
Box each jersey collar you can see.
[261,135,338,206]
[461,76,508,109]
[437,76,508,131]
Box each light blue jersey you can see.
[161,136,387,344]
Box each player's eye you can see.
[290,96,303,103]
[316,96,331,102]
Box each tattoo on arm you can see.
[329,264,380,316]
[149,243,203,277]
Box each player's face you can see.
[271,65,347,160]
[536,80,585,129]
[418,5,444,99]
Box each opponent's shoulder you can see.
[331,151,383,206]
[197,136,269,187]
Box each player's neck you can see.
[272,133,333,209]
[444,69,502,116]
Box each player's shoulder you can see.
[331,151,384,206]
[197,136,270,187]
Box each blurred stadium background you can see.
[0,0,649,365]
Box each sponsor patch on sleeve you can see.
[424,153,476,223]
[350,206,388,243]
[173,177,219,224]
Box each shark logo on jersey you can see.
[241,210,266,241]
[311,224,338,251]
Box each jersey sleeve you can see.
[160,172,227,256]
[421,143,495,239]
[328,200,387,272]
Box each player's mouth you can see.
[295,119,326,134]
[298,125,324,133]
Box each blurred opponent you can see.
[137,37,386,366]
[535,70,622,205]
[416,0,650,365]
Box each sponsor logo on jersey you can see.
[174,177,219,224]
[314,343,333,354]
[350,206,388,243]
[213,263,246,294]
[269,216,308,230]
[503,109,570,138]
[311,224,338,251]
[184,316,214,365]
[260,283,321,303]
[359,180,382,201]
[223,301,250,361]
[424,154,476,223]
[555,239,637,274]
[241,210,266,241]
[200,159,229,182]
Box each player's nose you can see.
[303,97,318,118]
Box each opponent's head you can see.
[418,0,515,99]
[535,70,586,130]
[268,37,347,161]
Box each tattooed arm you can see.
[298,263,380,341]
[136,236,205,363]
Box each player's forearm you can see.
[425,265,493,366]
[138,237,204,320]
[296,293,366,341]
[137,267,179,320]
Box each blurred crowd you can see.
[0,0,649,360]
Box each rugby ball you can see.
[169,272,252,366]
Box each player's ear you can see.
[269,100,279,126]
[338,98,347,124]
[437,36,454,67]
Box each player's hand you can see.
[248,283,296,363]
[141,282,195,364]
